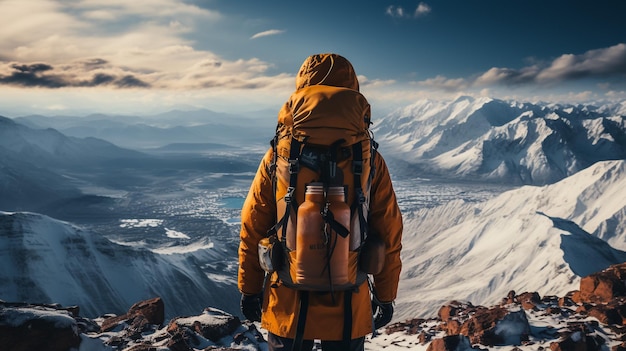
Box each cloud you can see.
[415,2,432,17]
[0,61,150,88]
[414,43,626,96]
[418,75,469,91]
[475,43,626,86]
[250,29,285,40]
[386,3,431,19]
[0,0,292,93]
[536,43,626,82]
[474,66,540,86]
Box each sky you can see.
[0,0,625,118]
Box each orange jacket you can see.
[237,53,403,340]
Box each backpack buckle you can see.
[352,160,363,175]
[285,186,295,204]
[356,189,366,205]
[288,160,299,174]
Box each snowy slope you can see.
[396,159,626,321]
[0,148,83,210]
[0,116,150,212]
[0,211,240,319]
[374,97,626,184]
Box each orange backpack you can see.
[259,84,383,293]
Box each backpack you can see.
[258,84,384,292]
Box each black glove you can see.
[240,293,263,322]
[372,301,394,330]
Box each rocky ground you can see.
[3,263,626,351]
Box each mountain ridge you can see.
[374,96,626,185]
[397,159,626,321]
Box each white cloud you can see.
[250,29,285,40]
[415,2,432,17]
[386,6,406,18]
[418,75,469,91]
[536,43,626,82]
[386,3,431,19]
[72,0,221,19]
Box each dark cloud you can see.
[475,43,626,87]
[0,61,150,89]
[0,63,66,88]
[115,75,150,88]
[90,73,116,86]
[81,58,109,68]
[12,63,54,73]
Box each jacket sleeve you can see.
[368,152,403,303]
[238,148,276,295]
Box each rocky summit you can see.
[3,263,626,350]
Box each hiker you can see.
[238,53,403,351]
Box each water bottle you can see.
[326,186,350,285]
[295,183,326,286]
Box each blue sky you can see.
[0,0,625,117]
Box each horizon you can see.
[0,0,625,118]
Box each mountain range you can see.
[0,114,258,216]
[1,97,626,348]
[14,108,275,150]
[0,211,240,319]
[10,97,626,186]
[374,96,626,185]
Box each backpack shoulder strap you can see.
[267,136,302,240]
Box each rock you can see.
[517,292,541,310]
[586,303,624,325]
[445,319,462,335]
[0,305,82,351]
[167,307,241,342]
[384,318,426,335]
[426,335,475,351]
[549,325,605,351]
[101,296,165,332]
[579,263,626,303]
[438,301,475,321]
[459,306,530,346]
[0,298,266,351]
[558,293,577,307]
[128,297,165,325]
[418,330,433,344]
[502,290,516,305]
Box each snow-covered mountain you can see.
[14,109,275,149]
[374,96,626,185]
[0,211,240,319]
[396,159,626,322]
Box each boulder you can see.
[101,296,164,332]
[549,323,605,351]
[167,307,241,342]
[459,306,530,346]
[0,304,82,351]
[579,263,626,303]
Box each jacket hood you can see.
[295,53,360,91]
